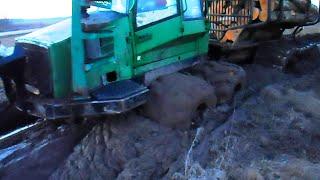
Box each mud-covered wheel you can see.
[143,73,217,130]
[190,61,247,104]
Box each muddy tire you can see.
[190,61,247,104]
[143,73,217,130]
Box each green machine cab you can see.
[2,0,210,119]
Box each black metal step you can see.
[20,80,149,119]
[91,80,148,101]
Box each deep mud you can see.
[0,34,320,179]
[0,120,97,180]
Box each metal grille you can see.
[207,0,253,41]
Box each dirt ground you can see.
[0,27,320,179]
[49,35,320,180]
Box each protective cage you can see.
[207,0,254,41]
[207,0,320,42]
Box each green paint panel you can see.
[183,19,207,36]
[49,40,72,98]
[135,17,182,55]
[135,37,198,66]
[134,51,200,75]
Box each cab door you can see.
[133,0,181,66]
[182,0,207,37]
[181,0,208,57]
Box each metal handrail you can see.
[129,0,136,13]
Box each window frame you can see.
[133,0,181,31]
[111,0,130,14]
[183,0,205,21]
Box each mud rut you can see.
[1,34,320,180]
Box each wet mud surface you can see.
[0,34,320,179]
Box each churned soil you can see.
[0,32,320,180]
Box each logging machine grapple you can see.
[0,0,319,120]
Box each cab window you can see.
[112,0,128,13]
[136,0,178,27]
[183,0,202,19]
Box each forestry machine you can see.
[0,0,319,120]
[0,0,210,119]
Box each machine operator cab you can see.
[73,0,208,94]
